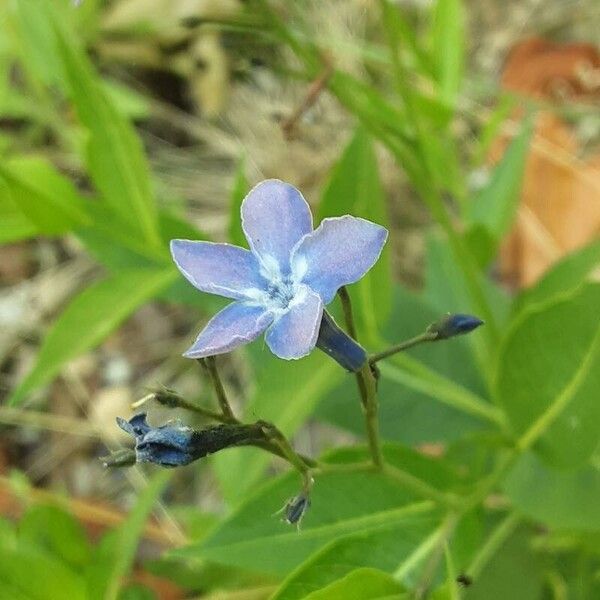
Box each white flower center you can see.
[243,255,306,314]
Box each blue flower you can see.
[171,179,388,360]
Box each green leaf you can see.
[228,157,249,247]
[9,268,176,406]
[318,127,392,341]
[118,583,157,600]
[174,454,437,575]
[0,157,89,234]
[465,118,533,265]
[49,4,160,246]
[19,504,91,569]
[86,471,172,600]
[0,185,38,243]
[504,453,600,531]
[462,526,544,600]
[290,567,407,600]
[432,0,465,104]
[212,349,342,503]
[0,542,86,600]
[6,0,66,89]
[495,283,600,467]
[513,239,600,314]
[272,520,432,600]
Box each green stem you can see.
[338,287,359,340]
[133,390,234,424]
[199,357,236,420]
[466,512,521,579]
[369,332,436,364]
[360,363,384,468]
[338,288,384,468]
[258,421,314,490]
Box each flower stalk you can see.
[199,356,236,420]
[337,286,384,468]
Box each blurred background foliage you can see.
[0,0,599,598]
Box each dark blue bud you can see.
[116,414,265,467]
[427,313,484,340]
[279,492,310,527]
[316,311,367,372]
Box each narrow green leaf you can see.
[379,0,434,77]
[9,268,176,406]
[228,157,249,247]
[48,4,160,246]
[19,504,91,569]
[496,283,600,467]
[0,542,86,600]
[432,0,465,104]
[86,471,172,600]
[0,157,89,234]
[318,127,392,341]
[466,118,533,265]
[504,452,600,531]
[0,186,38,243]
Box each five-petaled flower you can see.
[170,179,388,360]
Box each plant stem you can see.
[198,357,236,420]
[257,421,314,490]
[338,287,359,340]
[338,287,384,468]
[466,512,521,579]
[369,332,437,364]
[133,391,233,424]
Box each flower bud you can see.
[316,311,367,372]
[426,314,484,340]
[279,491,311,527]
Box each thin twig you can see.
[281,58,333,139]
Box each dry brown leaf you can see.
[495,38,600,287]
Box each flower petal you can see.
[183,302,273,358]
[265,287,323,359]
[170,239,267,300]
[241,180,313,276]
[291,216,388,304]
